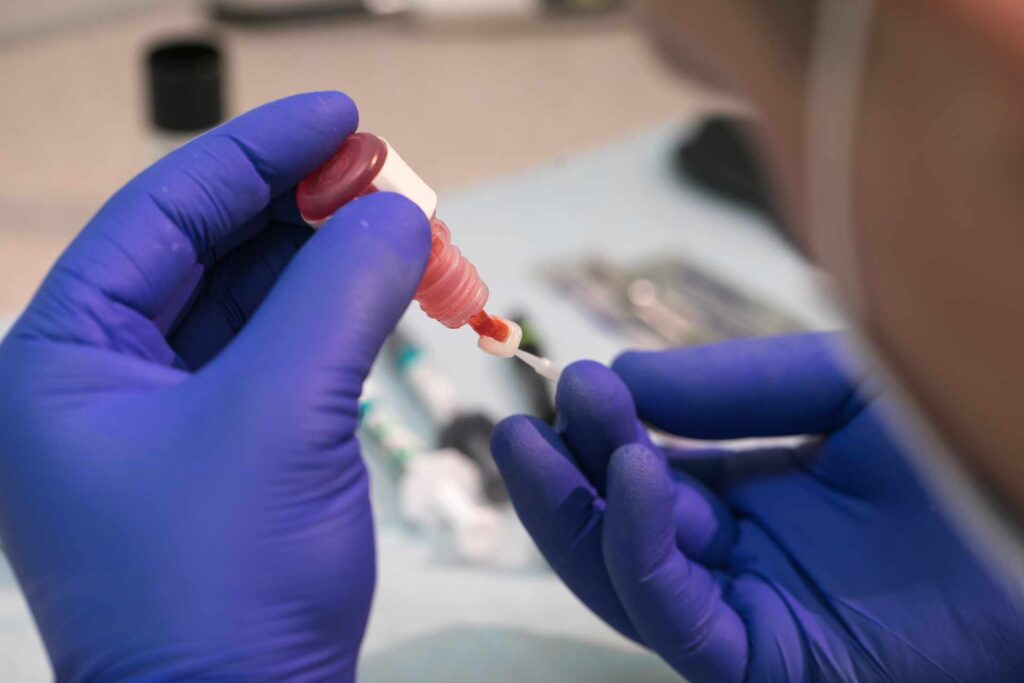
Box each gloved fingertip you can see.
[490,424,646,647]
[213,192,431,396]
[282,90,359,138]
[607,443,672,508]
[488,414,602,563]
[610,350,650,390]
[557,359,617,398]
[491,415,548,459]
[553,361,639,492]
[556,360,638,432]
[604,443,678,568]
[604,443,748,681]
[316,89,358,114]
[204,91,362,198]
[318,192,431,274]
[491,415,574,486]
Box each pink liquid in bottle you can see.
[416,219,485,327]
[297,133,509,343]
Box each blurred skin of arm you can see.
[637,0,1024,519]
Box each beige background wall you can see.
[0,2,721,314]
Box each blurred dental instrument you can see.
[359,381,504,564]
[388,327,510,503]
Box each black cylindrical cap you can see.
[147,38,224,133]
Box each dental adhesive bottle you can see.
[296,132,523,357]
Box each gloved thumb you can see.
[210,192,430,432]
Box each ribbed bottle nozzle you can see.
[415,219,489,329]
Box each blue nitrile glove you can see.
[0,92,431,681]
[491,333,1024,682]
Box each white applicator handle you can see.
[514,349,562,382]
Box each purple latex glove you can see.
[0,93,430,680]
[491,334,1024,682]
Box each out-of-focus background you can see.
[0,0,725,313]
[0,1,839,680]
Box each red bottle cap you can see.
[296,132,389,225]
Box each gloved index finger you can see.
[555,360,644,495]
[29,92,356,341]
[613,333,865,440]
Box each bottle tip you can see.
[477,318,522,357]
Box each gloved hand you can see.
[0,93,430,680]
[492,333,1024,682]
